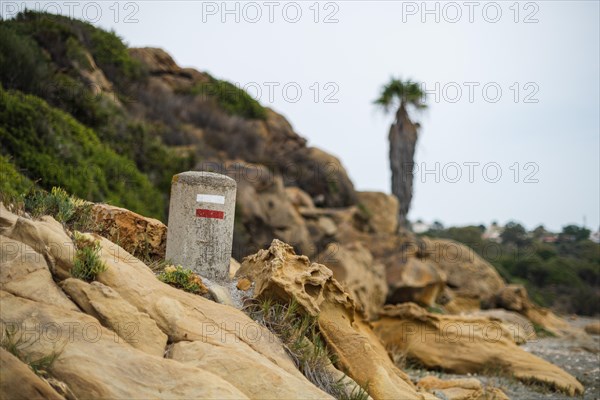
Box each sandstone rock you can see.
[356,191,399,234]
[285,186,315,209]
[468,308,536,344]
[0,291,248,399]
[236,278,252,291]
[229,257,241,279]
[315,242,387,319]
[417,376,509,400]
[207,283,235,306]
[87,234,312,384]
[238,239,422,400]
[168,340,333,399]
[0,348,65,400]
[442,291,482,314]
[422,238,505,304]
[386,256,446,307]
[373,303,584,396]
[318,216,338,237]
[60,278,168,357]
[584,321,600,335]
[0,210,75,280]
[90,203,167,261]
[0,235,78,311]
[227,161,313,258]
[494,284,570,336]
[283,147,357,208]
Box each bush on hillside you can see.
[0,86,164,218]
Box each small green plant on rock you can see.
[23,187,94,231]
[158,265,208,295]
[71,232,107,281]
[1,326,60,377]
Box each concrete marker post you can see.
[165,171,237,281]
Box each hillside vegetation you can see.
[423,224,600,315]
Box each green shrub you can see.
[71,233,107,281]
[0,86,164,218]
[0,24,50,93]
[184,76,266,120]
[0,155,34,203]
[22,187,94,231]
[158,265,207,294]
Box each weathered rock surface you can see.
[386,256,446,307]
[584,321,600,335]
[90,203,167,261]
[0,348,65,400]
[0,291,249,399]
[356,191,399,234]
[226,161,314,258]
[0,209,335,399]
[373,303,584,396]
[0,209,75,280]
[493,284,571,337]
[60,278,168,357]
[168,339,333,399]
[422,238,505,305]
[238,239,422,400]
[87,234,323,387]
[0,235,78,311]
[315,242,387,319]
[468,308,536,344]
[417,376,509,400]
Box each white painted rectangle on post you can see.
[196,194,225,204]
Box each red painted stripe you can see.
[196,209,224,219]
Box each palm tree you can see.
[374,78,427,230]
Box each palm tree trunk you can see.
[389,104,418,230]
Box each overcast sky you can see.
[9,1,599,231]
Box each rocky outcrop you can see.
[60,278,168,357]
[237,239,422,400]
[0,235,78,311]
[224,161,314,258]
[0,205,75,280]
[0,208,333,399]
[373,303,584,396]
[422,238,505,305]
[167,339,332,399]
[386,256,446,307]
[493,284,570,336]
[0,348,65,400]
[315,242,387,319]
[129,48,357,209]
[90,203,167,261]
[356,191,399,234]
[1,291,248,399]
[468,308,536,344]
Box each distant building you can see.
[590,230,600,244]
[542,234,558,243]
[482,222,503,243]
[412,220,431,234]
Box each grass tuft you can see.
[1,326,60,377]
[244,298,369,400]
[71,232,107,281]
[158,265,208,294]
[22,186,95,231]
